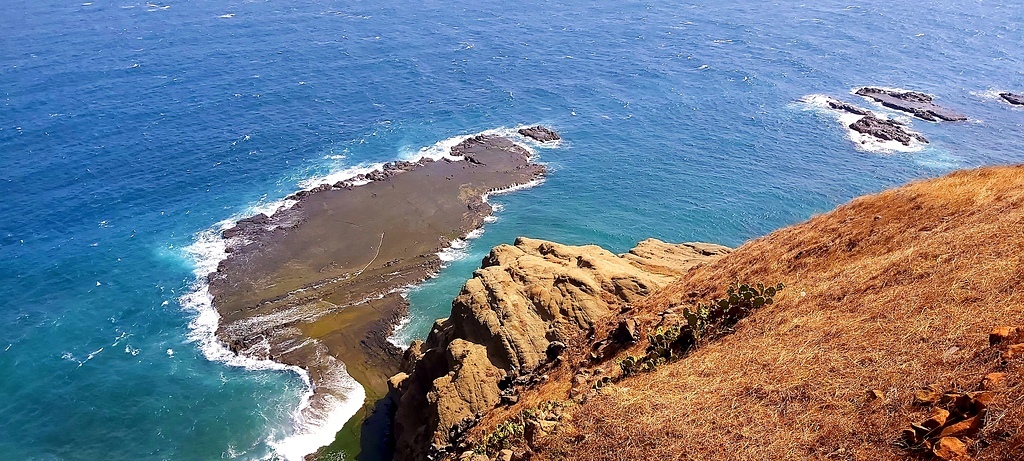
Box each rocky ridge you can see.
[855,87,967,122]
[388,237,730,461]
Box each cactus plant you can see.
[598,282,783,388]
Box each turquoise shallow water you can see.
[1,0,1023,459]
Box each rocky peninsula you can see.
[207,129,554,459]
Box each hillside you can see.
[392,165,1024,461]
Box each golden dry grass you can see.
[515,166,1024,460]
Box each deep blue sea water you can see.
[2,1,1022,459]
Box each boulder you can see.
[517,126,561,143]
[546,341,567,361]
[989,326,1018,346]
[614,319,640,344]
[932,436,970,461]
[981,372,1006,390]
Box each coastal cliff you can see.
[390,165,1024,461]
[389,237,730,460]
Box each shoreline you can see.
[187,127,558,460]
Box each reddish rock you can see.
[938,414,984,439]
[990,326,1018,346]
[981,372,1007,390]
[922,408,950,431]
[932,436,970,461]
[914,386,942,405]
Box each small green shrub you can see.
[474,400,570,455]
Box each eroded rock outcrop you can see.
[389,237,729,461]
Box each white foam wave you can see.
[973,89,1021,110]
[482,177,546,201]
[297,129,495,190]
[267,354,365,461]
[799,94,925,154]
[297,162,383,190]
[180,219,363,461]
[972,89,1005,101]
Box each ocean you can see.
[1,0,1022,459]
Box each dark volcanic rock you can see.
[222,213,270,239]
[849,115,928,146]
[517,126,561,143]
[1000,92,1024,106]
[855,87,967,122]
[817,97,927,147]
[827,100,871,116]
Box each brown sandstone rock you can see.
[938,414,984,439]
[989,326,1018,346]
[390,237,730,461]
[1004,343,1024,361]
[914,386,943,405]
[427,339,505,441]
[933,436,970,461]
[982,372,1007,390]
[922,408,950,431]
[457,452,489,461]
[614,319,640,344]
[525,419,546,449]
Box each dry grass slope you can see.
[526,166,1024,460]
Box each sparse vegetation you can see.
[616,282,783,379]
[474,418,525,455]
[521,167,1024,460]
[474,401,569,456]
